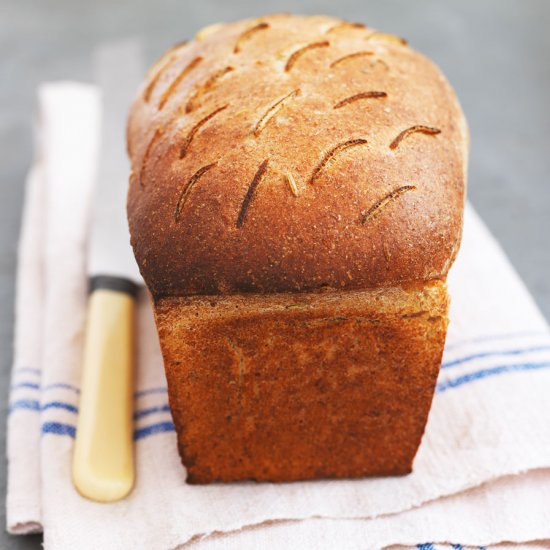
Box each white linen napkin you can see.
[6,81,550,549]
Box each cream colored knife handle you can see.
[73,287,135,502]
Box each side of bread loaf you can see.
[156,281,448,483]
[127,14,467,298]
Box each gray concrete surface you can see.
[1,0,549,547]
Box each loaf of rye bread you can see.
[127,14,468,483]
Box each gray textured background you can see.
[1,0,549,548]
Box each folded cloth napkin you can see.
[6,82,550,550]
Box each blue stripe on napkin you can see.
[42,401,78,413]
[42,422,76,438]
[134,421,175,440]
[10,400,78,414]
[39,420,177,441]
[133,404,171,420]
[436,361,550,393]
[134,387,168,398]
[8,399,40,412]
[11,382,40,391]
[442,344,550,369]
[42,383,80,393]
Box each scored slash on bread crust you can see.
[325,21,367,34]
[365,31,408,45]
[143,56,176,103]
[138,127,163,188]
[284,41,330,72]
[158,56,203,110]
[236,159,269,228]
[361,185,417,224]
[329,50,374,68]
[143,41,189,102]
[389,125,442,150]
[174,163,217,222]
[127,13,467,297]
[233,22,270,53]
[333,91,387,109]
[254,89,301,136]
[185,66,234,113]
[179,104,229,158]
[309,139,369,184]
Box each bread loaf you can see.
[127,14,468,483]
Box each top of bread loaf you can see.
[127,13,468,298]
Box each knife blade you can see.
[72,39,144,503]
[88,40,143,287]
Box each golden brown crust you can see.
[127,14,468,298]
[155,281,449,482]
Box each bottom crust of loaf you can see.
[154,281,449,484]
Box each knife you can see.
[72,40,144,502]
